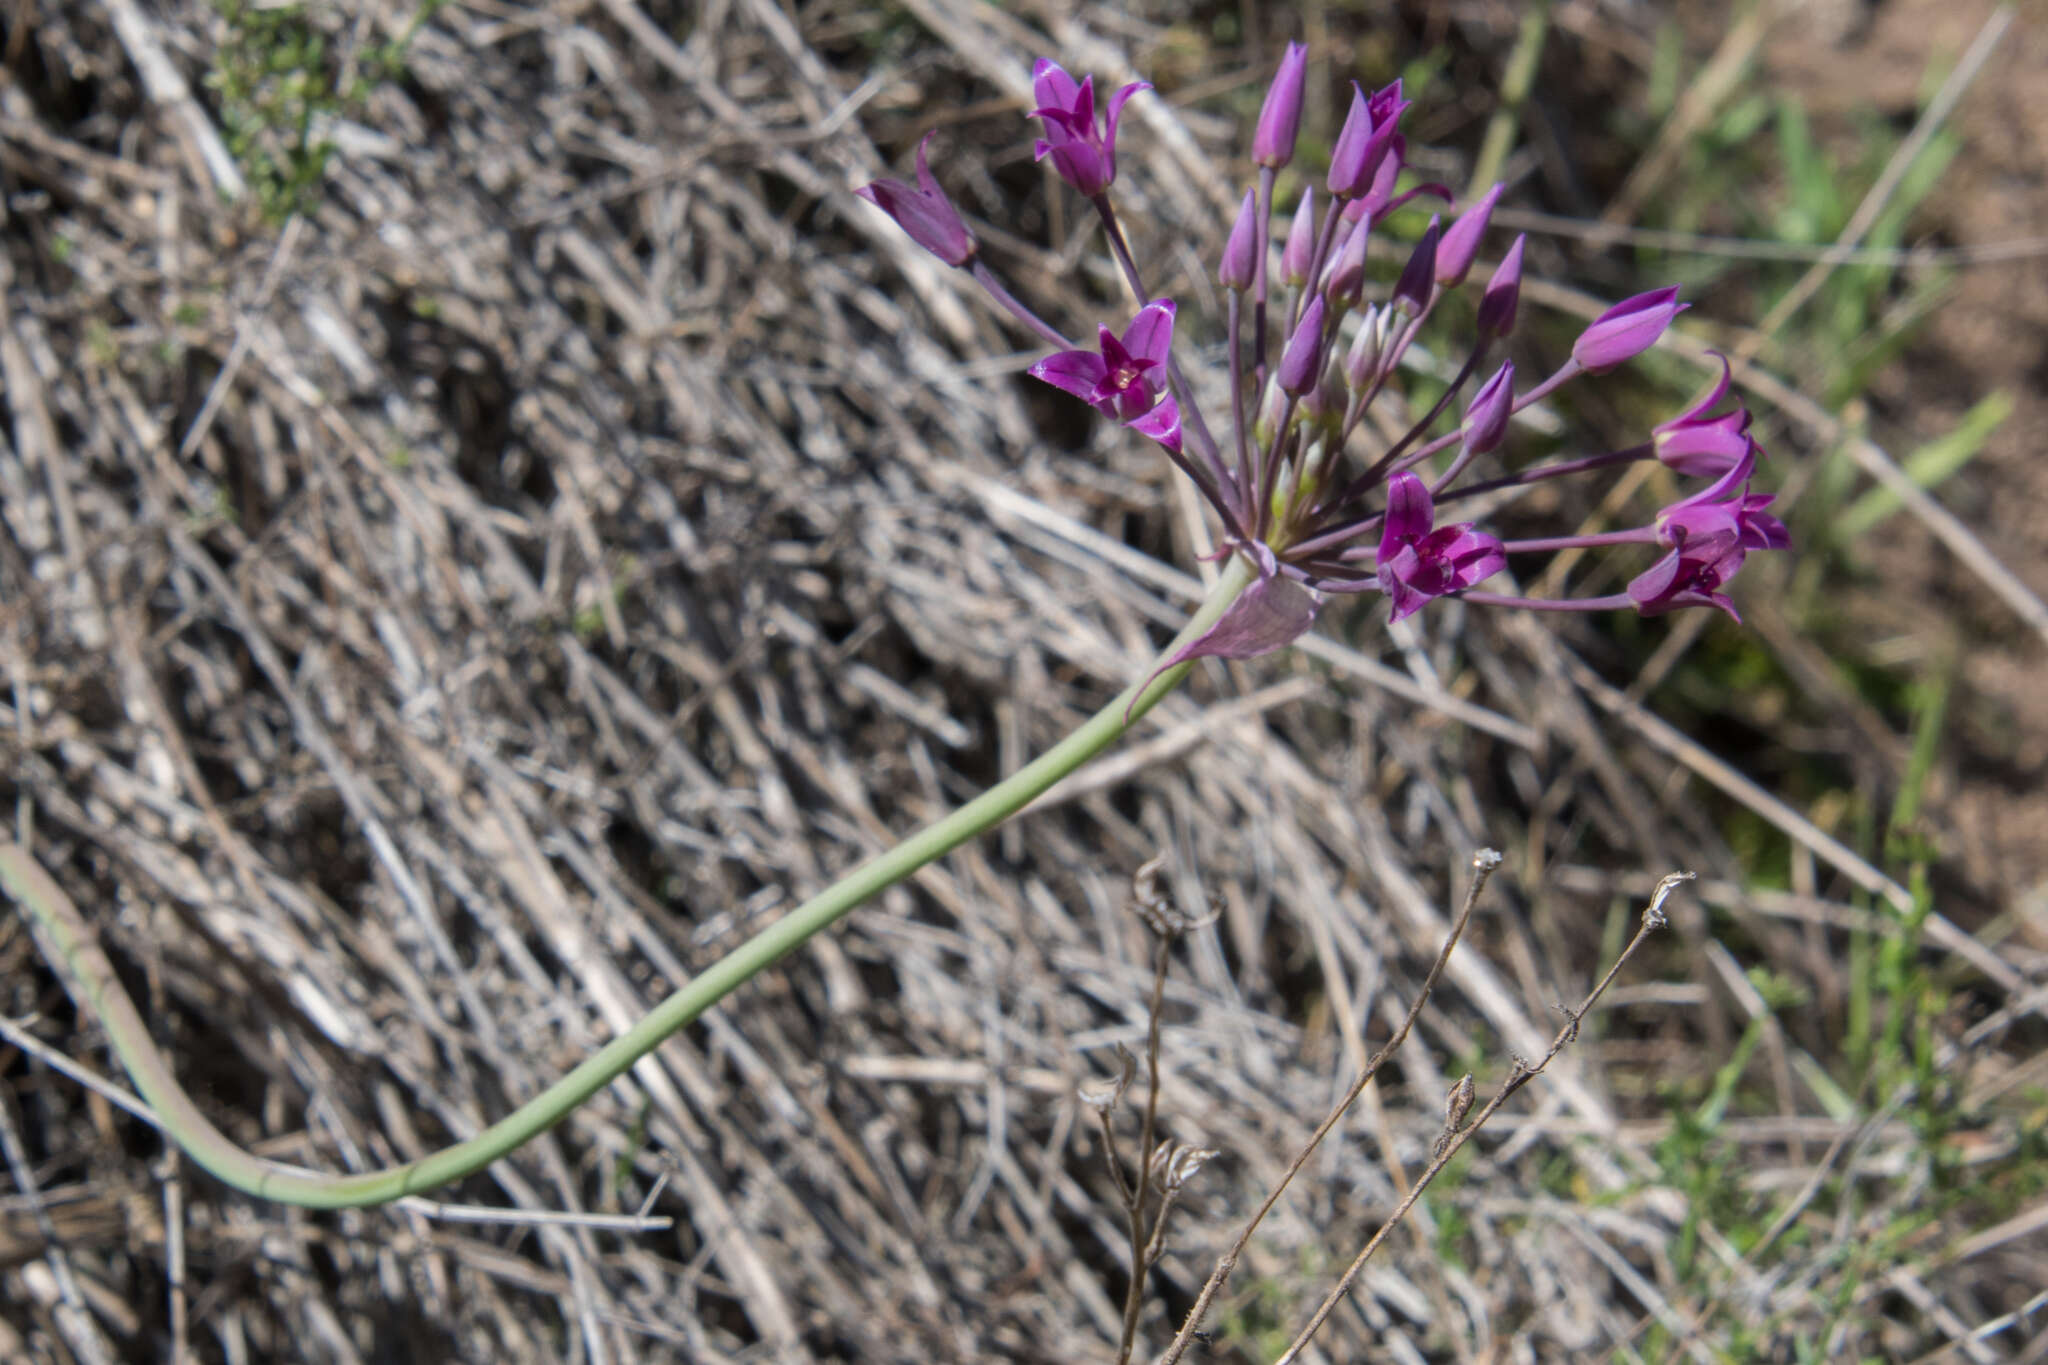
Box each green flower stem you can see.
[3,556,1254,1209]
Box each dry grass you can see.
[2,1,2043,1361]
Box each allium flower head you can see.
[855,134,976,267]
[1029,299,1182,451]
[865,46,1788,665]
[1030,59,1148,198]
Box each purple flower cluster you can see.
[856,46,1787,661]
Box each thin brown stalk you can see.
[1155,848,1506,1365]
[1114,932,1176,1365]
[1272,871,1691,1364]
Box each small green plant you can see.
[207,0,444,223]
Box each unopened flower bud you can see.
[855,134,977,267]
[1323,220,1368,310]
[1282,189,1316,287]
[1279,296,1326,395]
[1251,42,1308,169]
[1219,189,1258,291]
[1390,217,1439,317]
[1301,351,1348,426]
[1573,286,1687,373]
[1435,183,1501,288]
[1254,375,1288,447]
[1344,305,1385,389]
[1461,361,1514,455]
[1476,234,1525,337]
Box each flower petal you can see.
[1029,350,1108,401]
[1120,299,1177,368]
[1128,395,1183,453]
[1382,471,1435,545]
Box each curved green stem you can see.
[2,558,1254,1208]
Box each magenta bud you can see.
[1252,42,1308,169]
[1344,305,1385,389]
[1328,80,1408,199]
[1281,188,1316,287]
[1279,296,1327,395]
[1219,189,1259,291]
[855,133,977,267]
[1323,220,1368,309]
[1476,234,1525,337]
[1391,217,1439,316]
[1435,183,1501,287]
[1573,286,1687,372]
[1461,361,1515,455]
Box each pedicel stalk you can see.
[4,43,1784,1210]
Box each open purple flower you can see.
[1376,473,1506,621]
[1030,59,1148,198]
[855,134,976,267]
[1329,81,1410,199]
[1656,444,1789,552]
[1028,299,1182,451]
[1653,352,1754,477]
[1629,530,1749,619]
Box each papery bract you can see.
[1031,59,1148,197]
[1157,564,1322,676]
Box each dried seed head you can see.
[1445,1072,1475,1129]
[1129,854,1221,937]
[1079,1043,1138,1113]
[1646,870,1695,930]
[1434,1072,1476,1159]
[1150,1140,1221,1192]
